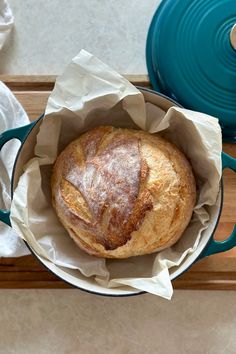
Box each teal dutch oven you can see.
[146,0,236,141]
[0,87,236,296]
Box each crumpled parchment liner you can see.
[10,50,222,299]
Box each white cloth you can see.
[0,0,14,50]
[0,82,30,256]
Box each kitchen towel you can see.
[0,0,14,50]
[0,82,30,256]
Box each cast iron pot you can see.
[0,88,236,296]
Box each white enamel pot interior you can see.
[11,88,222,297]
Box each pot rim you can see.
[10,87,223,297]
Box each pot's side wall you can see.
[10,89,222,296]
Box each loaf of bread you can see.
[51,126,196,258]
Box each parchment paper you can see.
[10,50,222,299]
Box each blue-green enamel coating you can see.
[222,151,236,171]
[0,210,11,227]
[146,0,236,140]
[0,123,35,150]
[0,122,36,226]
[200,152,236,258]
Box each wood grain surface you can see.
[0,75,235,290]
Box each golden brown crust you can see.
[51,126,196,258]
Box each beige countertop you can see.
[1,290,236,354]
[0,0,161,75]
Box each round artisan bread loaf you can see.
[51,126,196,258]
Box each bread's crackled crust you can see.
[51,126,196,258]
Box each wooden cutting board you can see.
[0,75,236,290]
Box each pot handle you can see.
[0,122,35,227]
[200,152,236,258]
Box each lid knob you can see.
[230,24,236,50]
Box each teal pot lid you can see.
[146,0,236,140]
